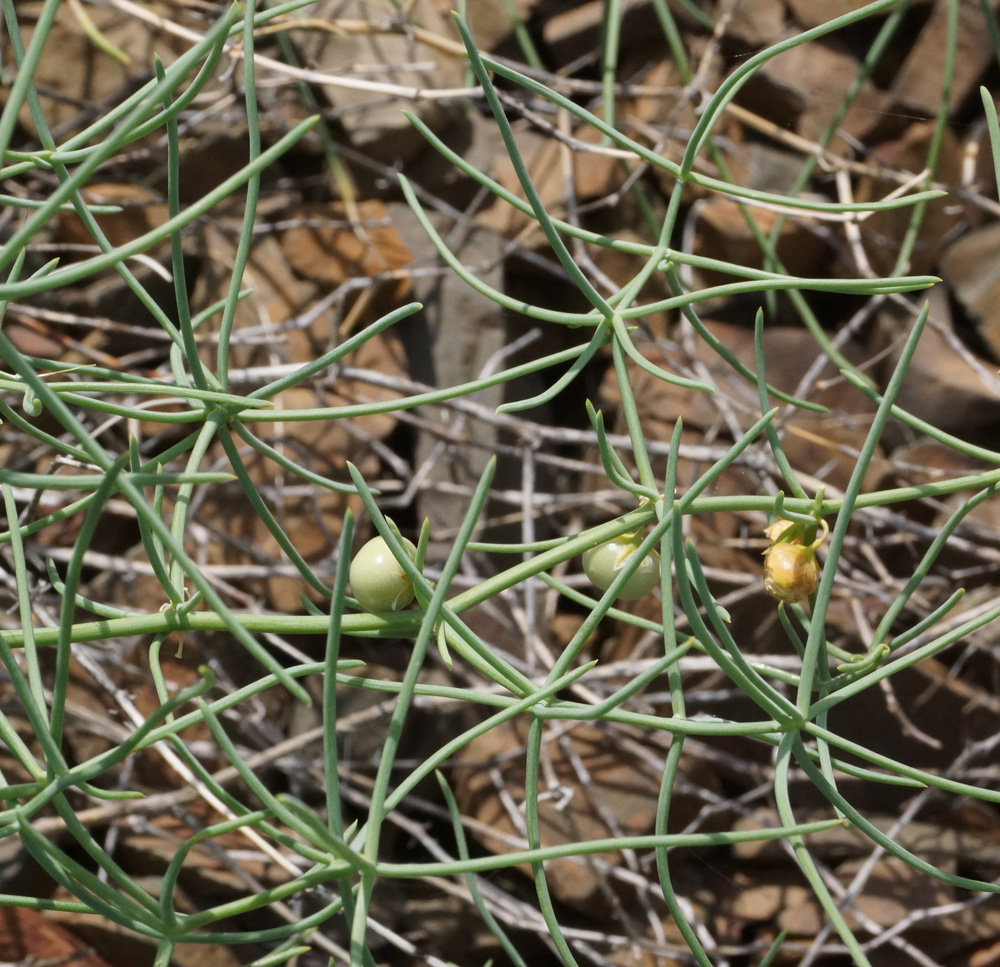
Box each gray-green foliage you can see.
[0,0,998,964]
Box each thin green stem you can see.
[796,303,930,711]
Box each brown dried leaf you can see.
[455,718,710,909]
[57,184,169,251]
[837,856,951,928]
[118,813,292,893]
[856,122,964,275]
[890,0,996,115]
[785,0,902,28]
[0,907,114,965]
[281,200,413,289]
[0,3,183,134]
[735,39,891,152]
[726,0,788,47]
[288,0,463,160]
[871,292,1000,443]
[48,885,241,967]
[940,220,1000,358]
[718,869,813,923]
[690,198,835,283]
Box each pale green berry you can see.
[582,539,661,600]
[349,536,418,612]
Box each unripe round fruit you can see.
[583,539,661,600]
[349,535,418,613]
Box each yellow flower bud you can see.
[764,518,795,543]
[762,518,827,604]
[763,541,821,603]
